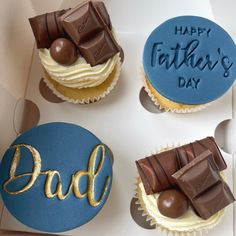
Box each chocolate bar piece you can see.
[176,137,226,170]
[61,1,119,66]
[136,137,227,195]
[192,182,234,219]
[61,1,104,45]
[172,150,235,219]
[29,10,67,49]
[79,31,118,66]
[172,150,221,199]
[93,1,112,29]
[61,1,112,45]
[136,149,179,194]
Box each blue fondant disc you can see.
[143,16,236,105]
[0,122,113,233]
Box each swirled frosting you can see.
[137,180,224,232]
[39,49,119,89]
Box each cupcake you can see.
[134,137,235,235]
[142,16,236,113]
[29,1,124,104]
[0,122,113,233]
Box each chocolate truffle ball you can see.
[157,189,189,218]
[50,38,78,65]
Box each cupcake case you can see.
[0,0,235,235]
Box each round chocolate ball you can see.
[50,38,78,65]
[157,189,189,218]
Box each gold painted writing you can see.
[3,144,110,207]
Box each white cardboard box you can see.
[0,0,235,235]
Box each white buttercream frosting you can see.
[39,49,119,89]
[137,180,224,233]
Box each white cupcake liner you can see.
[140,67,211,113]
[134,146,225,235]
[43,58,122,104]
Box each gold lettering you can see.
[3,144,111,207]
[43,170,73,200]
[88,145,110,206]
[73,170,89,199]
[73,145,110,206]
[3,144,41,194]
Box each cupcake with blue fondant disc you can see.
[142,16,236,113]
[0,122,113,233]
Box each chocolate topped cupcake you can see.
[134,137,235,235]
[29,1,124,104]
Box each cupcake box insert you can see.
[0,0,235,236]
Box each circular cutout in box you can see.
[214,119,236,154]
[130,197,155,230]
[39,78,64,103]
[13,98,40,134]
[139,87,165,114]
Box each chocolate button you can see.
[157,189,189,218]
[50,38,78,65]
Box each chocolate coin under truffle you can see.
[50,38,78,65]
[157,189,189,218]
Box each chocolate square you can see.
[61,1,104,45]
[172,150,235,219]
[192,182,235,219]
[172,150,221,199]
[79,30,119,66]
